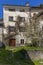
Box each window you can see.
[42,26,43,30]
[19,27,25,32]
[9,16,13,21]
[9,9,15,11]
[20,9,25,12]
[9,26,16,32]
[22,17,25,21]
[21,39,24,44]
[33,13,36,16]
[19,17,25,22]
[0,23,3,27]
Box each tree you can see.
[31,14,43,47]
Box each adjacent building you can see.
[0,19,4,47]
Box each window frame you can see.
[9,26,16,32]
[0,23,3,27]
[21,39,24,44]
[20,9,25,12]
[9,16,13,21]
[9,9,15,11]
[19,26,25,32]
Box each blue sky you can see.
[0,0,43,19]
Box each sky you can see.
[0,0,43,19]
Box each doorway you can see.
[9,39,16,46]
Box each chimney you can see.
[25,2,30,6]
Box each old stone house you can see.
[0,2,43,46]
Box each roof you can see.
[3,4,43,9]
[3,4,30,7]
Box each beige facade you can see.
[2,3,43,46]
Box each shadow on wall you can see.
[0,49,35,65]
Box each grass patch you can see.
[6,46,43,52]
[0,48,34,65]
[33,60,43,65]
[0,46,43,65]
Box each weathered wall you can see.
[27,50,43,60]
[16,34,26,45]
[3,6,29,27]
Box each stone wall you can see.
[27,50,43,60]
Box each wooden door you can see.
[9,39,16,46]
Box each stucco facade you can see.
[2,3,43,46]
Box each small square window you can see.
[9,26,16,32]
[9,9,15,11]
[19,27,25,32]
[21,17,25,21]
[20,9,25,12]
[9,16,13,21]
[21,39,24,44]
[0,23,3,27]
[19,17,25,22]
